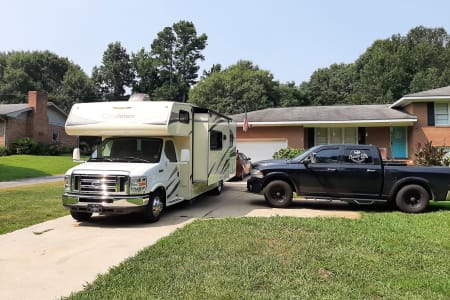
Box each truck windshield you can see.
[90,137,163,163]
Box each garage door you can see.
[237,140,288,163]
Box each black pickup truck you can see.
[247,144,450,213]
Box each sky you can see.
[1,0,450,84]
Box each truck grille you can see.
[71,174,129,195]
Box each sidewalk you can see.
[0,175,64,189]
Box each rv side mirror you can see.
[180,149,190,162]
[72,148,81,162]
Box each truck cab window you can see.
[164,140,177,162]
[343,149,373,164]
[314,148,339,163]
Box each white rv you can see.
[62,95,236,222]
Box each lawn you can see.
[0,181,67,234]
[65,208,450,300]
[0,155,83,181]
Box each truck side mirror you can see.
[180,149,190,162]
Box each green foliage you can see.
[0,182,68,234]
[189,60,281,114]
[9,137,38,154]
[132,20,207,102]
[0,50,96,111]
[92,42,135,100]
[414,141,449,166]
[0,154,82,181]
[8,137,67,156]
[273,147,304,159]
[0,146,9,156]
[67,215,450,299]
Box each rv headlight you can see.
[130,177,147,194]
[251,169,264,179]
[64,175,71,192]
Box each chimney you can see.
[27,91,50,143]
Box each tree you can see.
[277,81,309,107]
[133,20,207,102]
[92,42,135,100]
[0,51,95,111]
[189,60,280,114]
[55,64,97,111]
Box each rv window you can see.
[164,140,177,162]
[179,110,190,124]
[210,130,223,150]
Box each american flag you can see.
[243,111,249,132]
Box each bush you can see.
[273,147,304,159]
[9,137,38,154]
[414,141,448,166]
[0,146,9,156]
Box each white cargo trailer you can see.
[63,95,236,222]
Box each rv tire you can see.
[143,191,164,223]
[211,181,224,195]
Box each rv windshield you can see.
[90,137,163,163]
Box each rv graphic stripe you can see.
[167,181,180,199]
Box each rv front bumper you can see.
[62,193,149,214]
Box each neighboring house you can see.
[231,85,450,162]
[0,91,77,148]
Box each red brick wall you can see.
[237,126,305,148]
[5,118,28,147]
[365,127,392,157]
[406,103,450,158]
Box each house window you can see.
[314,128,358,145]
[435,103,450,126]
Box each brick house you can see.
[231,85,450,162]
[0,91,77,148]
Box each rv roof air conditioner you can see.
[129,93,150,102]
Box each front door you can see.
[390,127,407,159]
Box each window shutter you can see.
[427,103,435,126]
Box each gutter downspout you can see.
[0,117,6,147]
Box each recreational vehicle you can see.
[62,94,236,222]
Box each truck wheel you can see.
[143,191,164,223]
[70,211,92,222]
[211,181,224,195]
[264,180,293,208]
[395,184,429,213]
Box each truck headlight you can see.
[130,177,147,194]
[251,169,264,179]
[64,175,71,192]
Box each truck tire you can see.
[143,191,164,223]
[70,211,92,222]
[395,184,429,213]
[264,180,293,208]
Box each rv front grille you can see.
[71,174,129,195]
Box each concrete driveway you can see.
[0,181,360,300]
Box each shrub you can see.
[414,141,448,166]
[9,137,38,154]
[0,146,9,156]
[273,147,304,159]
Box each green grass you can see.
[66,208,450,300]
[0,181,68,234]
[0,155,82,181]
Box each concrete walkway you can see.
[0,181,361,300]
[0,175,64,189]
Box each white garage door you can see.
[237,140,288,163]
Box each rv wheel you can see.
[211,181,224,195]
[143,191,164,223]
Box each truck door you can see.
[297,146,340,196]
[335,147,383,198]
